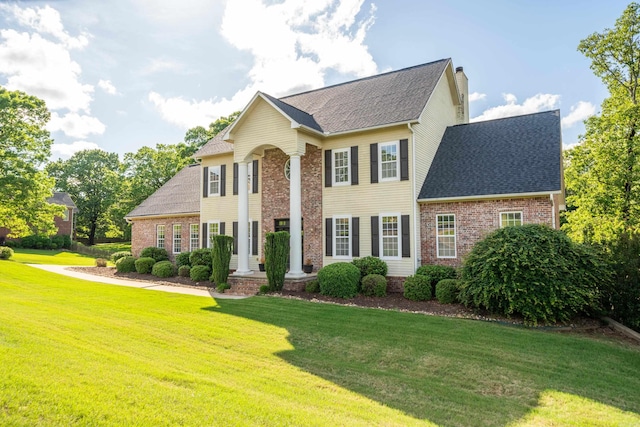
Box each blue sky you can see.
[0,0,630,159]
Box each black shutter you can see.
[220,222,225,236]
[252,160,259,193]
[350,146,358,185]
[252,221,258,255]
[370,143,378,183]
[201,222,208,248]
[352,217,360,257]
[400,139,409,181]
[324,150,332,187]
[232,221,238,255]
[325,218,333,256]
[220,165,226,196]
[401,215,410,257]
[203,167,209,198]
[371,216,379,257]
[233,162,238,195]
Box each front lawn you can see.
[11,248,98,266]
[93,241,131,254]
[1,262,639,426]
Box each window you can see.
[207,221,220,248]
[332,148,350,185]
[379,142,399,181]
[173,224,182,254]
[436,214,456,258]
[208,166,220,196]
[62,209,69,221]
[284,159,290,181]
[333,216,351,258]
[190,224,199,252]
[156,225,165,249]
[500,211,523,227]
[381,215,400,258]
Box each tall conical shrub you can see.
[211,234,234,285]
[265,231,289,291]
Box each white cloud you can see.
[563,141,580,151]
[148,91,237,129]
[140,58,188,75]
[469,92,486,102]
[561,101,596,128]
[51,140,101,158]
[98,79,117,95]
[48,112,106,139]
[471,93,560,122]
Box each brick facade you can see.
[261,144,323,270]
[420,196,555,267]
[53,208,74,237]
[130,215,200,261]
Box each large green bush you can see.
[435,279,460,304]
[459,224,609,325]
[135,257,156,274]
[175,251,191,268]
[265,231,289,291]
[189,249,212,267]
[318,262,360,298]
[140,247,169,262]
[211,235,234,286]
[152,260,175,278]
[403,275,432,301]
[115,256,137,273]
[604,233,640,331]
[178,265,191,277]
[352,256,388,281]
[111,251,132,263]
[190,265,211,282]
[0,246,14,260]
[416,264,457,295]
[361,274,387,297]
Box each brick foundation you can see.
[228,273,318,295]
[130,215,200,261]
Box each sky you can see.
[0,0,632,160]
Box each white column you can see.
[234,161,252,275]
[287,154,305,277]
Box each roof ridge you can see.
[463,109,560,127]
[262,92,315,118]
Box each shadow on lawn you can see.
[201,298,640,427]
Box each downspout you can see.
[408,123,419,272]
[550,193,556,229]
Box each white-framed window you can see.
[332,148,350,186]
[379,141,399,181]
[156,225,165,249]
[380,214,401,259]
[207,221,220,248]
[500,211,523,227]
[173,224,182,254]
[190,224,199,252]
[333,215,351,259]
[436,214,456,258]
[62,209,69,221]
[208,166,221,196]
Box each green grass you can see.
[1,262,639,426]
[93,242,131,254]
[11,248,98,266]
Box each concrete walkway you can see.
[29,264,248,300]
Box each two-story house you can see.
[126,58,564,290]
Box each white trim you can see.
[156,224,165,249]
[418,190,562,203]
[378,141,400,182]
[436,214,456,259]
[125,212,199,221]
[409,123,419,271]
[208,165,221,197]
[499,211,523,228]
[207,220,220,249]
[331,147,351,186]
[379,213,402,260]
[189,223,199,252]
[332,215,352,260]
[172,223,182,254]
[322,119,419,137]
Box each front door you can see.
[274,218,304,266]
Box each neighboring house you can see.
[126,58,564,287]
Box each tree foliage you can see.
[181,111,241,155]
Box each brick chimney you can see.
[455,66,469,124]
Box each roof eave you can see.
[418,190,562,203]
[125,211,201,221]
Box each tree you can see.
[181,111,240,156]
[0,87,63,237]
[564,3,640,243]
[47,149,122,245]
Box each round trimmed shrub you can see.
[175,251,191,268]
[190,265,211,282]
[111,251,132,263]
[305,279,320,293]
[140,247,169,262]
[0,246,14,260]
[361,274,387,297]
[435,279,460,304]
[352,256,388,282]
[416,265,457,295]
[403,275,432,301]
[115,256,136,273]
[151,260,175,278]
[135,257,156,274]
[459,224,609,324]
[178,265,191,277]
[189,249,212,267]
[318,262,360,298]
[95,258,108,267]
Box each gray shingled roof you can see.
[419,110,562,200]
[261,92,323,132]
[193,128,234,159]
[47,192,77,212]
[125,163,201,218]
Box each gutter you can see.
[408,123,419,272]
[418,190,562,203]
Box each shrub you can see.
[352,256,388,283]
[115,256,137,273]
[435,279,460,304]
[305,279,320,293]
[318,262,360,298]
[265,231,289,291]
[178,265,191,277]
[4,240,18,248]
[403,275,432,301]
[459,224,610,325]
[62,235,72,249]
[152,260,175,278]
[140,246,169,262]
[216,283,231,293]
[0,246,14,260]
[211,235,234,285]
[190,265,211,282]
[259,285,270,294]
[51,235,64,250]
[189,249,212,267]
[111,251,132,263]
[135,257,156,274]
[603,233,640,331]
[175,251,191,268]
[21,235,53,250]
[95,258,108,267]
[416,265,457,295]
[361,274,387,297]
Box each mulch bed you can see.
[68,266,637,345]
